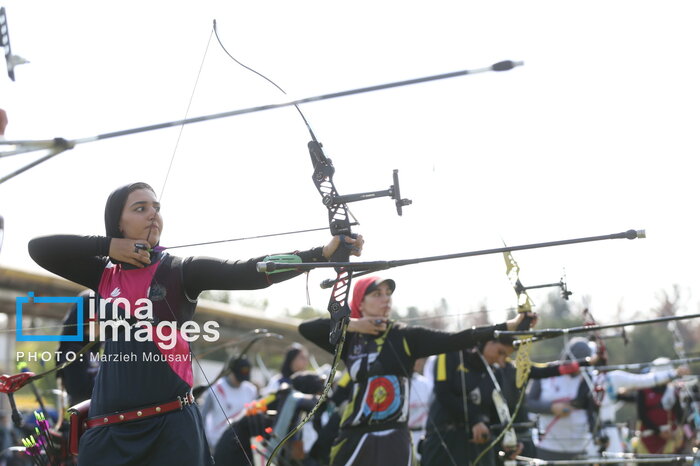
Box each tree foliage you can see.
[528,286,697,367]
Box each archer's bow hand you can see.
[506,312,538,331]
[322,234,364,259]
[594,430,610,450]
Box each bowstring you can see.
[212,20,315,139]
[160,285,255,466]
[145,24,255,466]
[211,19,359,224]
[158,29,213,202]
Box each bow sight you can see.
[308,141,411,228]
[514,277,572,301]
[328,167,411,216]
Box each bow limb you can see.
[0,340,98,438]
[579,307,610,425]
[0,340,99,394]
[192,330,283,399]
[458,351,471,444]
[0,7,29,82]
[668,319,688,360]
[502,250,535,388]
[16,363,48,426]
[141,28,259,466]
[665,318,700,446]
[471,251,535,465]
[503,250,536,315]
[255,353,273,385]
[582,308,608,366]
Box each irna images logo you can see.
[16,292,220,349]
[16,292,84,342]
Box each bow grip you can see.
[328,303,350,346]
[331,234,357,263]
[327,233,352,346]
[516,312,534,331]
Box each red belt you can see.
[84,393,195,430]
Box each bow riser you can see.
[308,140,353,346]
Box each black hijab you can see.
[281,343,306,379]
[104,182,156,240]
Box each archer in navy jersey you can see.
[29,182,363,466]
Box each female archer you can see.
[298,275,535,466]
[28,181,363,466]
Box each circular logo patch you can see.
[362,376,401,420]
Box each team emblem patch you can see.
[362,375,401,420]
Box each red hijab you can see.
[349,276,396,318]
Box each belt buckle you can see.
[178,394,193,409]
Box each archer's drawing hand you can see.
[551,401,572,417]
[659,425,672,440]
[472,422,490,444]
[349,317,387,335]
[109,238,152,268]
